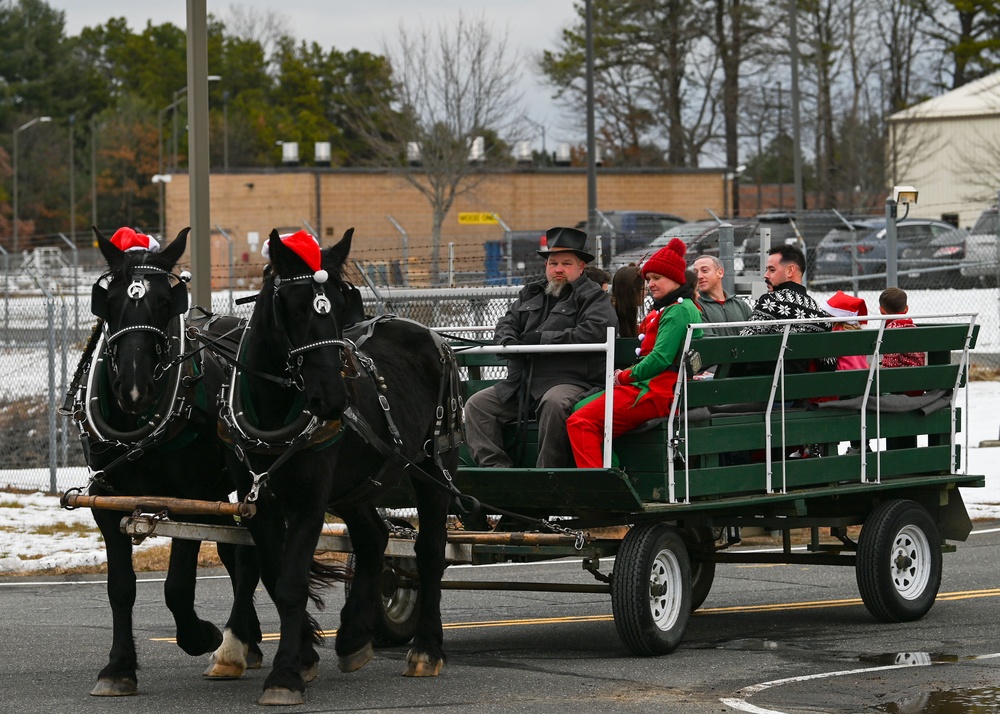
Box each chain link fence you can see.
[3,244,997,493]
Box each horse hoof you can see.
[403,650,443,677]
[90,677,137,696]
[337,643,374,673]
[301,661,319,684]
[204,628,249,678]
[203,658,246,679]
[258,688,304,706]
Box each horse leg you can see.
[249,501,327,706]
[403,478,451,677]
[335,505,388,673]
[165,538,224,656]
[205,542,263,679]
[90,506,139,696]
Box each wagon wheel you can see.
[856,499,942,623]
[611,523,691,656]
[346,553,421,647]
[683,526,717,612]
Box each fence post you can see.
[214,224,235,314]
[0,245,8,340]
[386,216,410,287]
[60,299,69,467]
[47,294,58,493]
[57,233,79,337]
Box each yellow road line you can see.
[152,587,1000,643]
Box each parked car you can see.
[960,206,1000,285]
[576,210,687,266]
[484,229,549,284]
[898,226,971,288]
[735,211,856,279]
[608,220,754,272]
[811,218,960,287]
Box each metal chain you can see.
[384,518,419,541]
[540,519,588,550]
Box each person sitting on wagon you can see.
[611,263,645,338]
[879,287,926,369]
[736,244,834,375]
[464,227,618,469]
[692,255,750,336]
[566,238,702,468]
[821,290,869,371]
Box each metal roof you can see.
[889,70,1000,122]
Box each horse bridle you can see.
[269,271,353,387]
[91,263,190,379]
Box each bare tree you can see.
[223,3,293,64]
[707,0,772,215]
[350,14,524,282]
[875,0,925,113]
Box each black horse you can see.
[218,228,462,705]
[67,227,262,695]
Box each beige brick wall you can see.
[166,168,724,282]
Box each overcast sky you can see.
[47,0,580,148]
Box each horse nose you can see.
[306,379,348,421]
[112,376,156,414]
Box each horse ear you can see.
[325,228,354,271]
[264,229,283,266]
[94,226,124,269]
[159,227,190,268]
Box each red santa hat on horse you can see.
[262,230,329,283]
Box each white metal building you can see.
[887,71,1000,227]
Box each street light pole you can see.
[169,75,221,170]
[91,115,99,232]
[12,115,53,253]
[69,115,76,247]
[223,90,230,172]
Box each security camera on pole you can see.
[884,185,918,288]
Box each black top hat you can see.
[536,226,595,263]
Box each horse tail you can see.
[307,557,350,610]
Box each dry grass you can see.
[969,364,1000,381]
[28,521,97,536]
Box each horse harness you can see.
[210,290,465,509]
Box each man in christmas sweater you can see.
[738,244,834,374]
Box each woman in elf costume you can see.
[567,238,703,468]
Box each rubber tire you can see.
[685,526,717,612]
[611,523,691,656]
[346,554,421,647]
[856,499,942,623]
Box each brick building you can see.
[163,166,725,285]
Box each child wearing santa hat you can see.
[821,290,869,371]
[566,238,703,468]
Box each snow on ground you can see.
[3,380,1000,575]
[0,490,160,573]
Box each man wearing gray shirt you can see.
[692,255,750,335]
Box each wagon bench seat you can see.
[443,320,980,515]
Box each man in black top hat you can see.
[464,226,618,468]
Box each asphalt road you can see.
[2,524,1000,714]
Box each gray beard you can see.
[545,280,566,297]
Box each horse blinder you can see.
[91,281,109,320]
